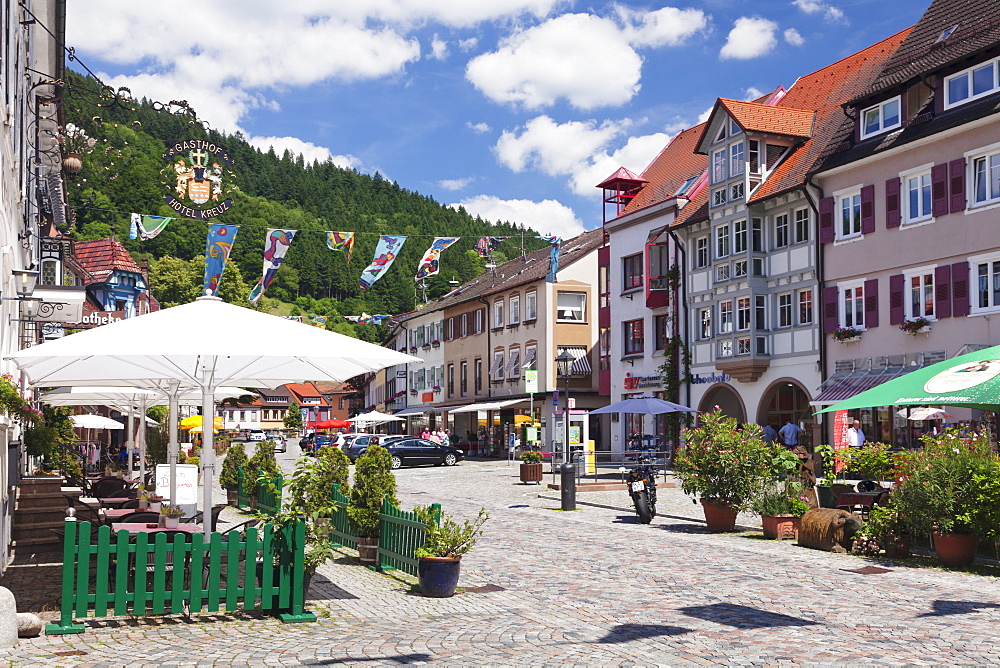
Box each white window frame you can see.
[736,297,750,331]
[461,313,468,337]
[840,280,866,330]
[901,163,934,224]
[475,309,483,334]
[733,220,747,254]
[718,339,733,358]
[730,182,744,201]
[557,291,587,322]
[719,299,733,334]
[716,226,730,259]
[860,95,901,139]
[733,259,747,278]
[970,251,1000,315]
[967,143,1000,209]
[904,265,936,320]
[525,290,537,321]
[698,308,712,340]
[509,294,520,325]
[834,186,863,240]
[793,208,809,243]
[774,213,789,248]
[798,288,813,325]
[777,292,793,328]
[945,56,1000,110]
[736,337,751,355]
[730,140,745,179]
[493,299,504,329]
[695,237,709,268]
[712,148,727,183]
[712,189,726,207]
[715,264,730,282]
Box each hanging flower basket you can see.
[62,152,83,174]
[831,326,862,343]
[899,317,931,335]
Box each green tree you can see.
[347,445,397,538]
[219,441,249,492]
[284,400,303,430]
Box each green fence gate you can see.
[235,466,282,513]
[45,519,315,635]
[329,483,356,550]
[378,499,440,576]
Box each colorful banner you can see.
[475,236,509,258]
[133,214,173,240]
[325,231,356,264]
[344,313,391,325]
[248,228,297,305]
[310,315,328,328]
[415,237,459,281]
[359,235,406,290]
[203,224,238,296]
[538,235,562,283]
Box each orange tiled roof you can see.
[621,124,708,215]
[718,98,815,138]
[750,27,911,202]
[73,238,143,283]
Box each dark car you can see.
[343,434,406,462]
[303,433,333,455]
[383,438,464,469]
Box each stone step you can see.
[12,522,69,541]
[13,508,78,526]
[10,535,62,550]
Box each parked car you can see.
[343,434,406,462]
[247,429,267,442]
[272,434,287,453]
[303,433,333,455]
[347,437,463,468]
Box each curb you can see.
[535,494,759,532]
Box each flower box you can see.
[899,317,931,335]
[831,326,862,343]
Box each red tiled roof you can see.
[717,98,815,138]
[750,27,911,202]
[73,238,143,283]
[597,167,648,189]
[621,124,709,215]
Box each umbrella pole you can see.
[167,388,179,506]
[126,406,135,477]
[201,382,216,539]
[138,397,148,484]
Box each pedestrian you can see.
[761,423,779,443]
[847,419,866,448]
[421,427,431,440]
[436,427,447,444]
[779,419,803,447]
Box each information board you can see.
[155,464,198,505]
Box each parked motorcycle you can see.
[624,457,658,524]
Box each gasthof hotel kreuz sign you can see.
[161,139,235,219]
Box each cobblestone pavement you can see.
[5,455,1000,665]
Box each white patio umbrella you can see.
[10,295,420,537]
[347,410,404,425]
[69,414,124,429]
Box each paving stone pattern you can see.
[4,450,1000,665]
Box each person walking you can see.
[761,423,779,443]
[779,419,803,447]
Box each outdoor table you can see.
[101,508,145,522]
[111,523,201,535]
[96,497,133,508]
[836,491,886,518]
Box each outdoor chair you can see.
[182,504,226,531]
[64,495,101,523]
[93,478,128,498]
[114,511,161,524]
[119,499,143,509]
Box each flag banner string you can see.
[248,228,296,305]
[203,224,238,296]
[359,235,406,290]
[415,237,459,281]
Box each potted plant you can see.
[347,444,397,568]
[58,122,95,174]
[753,481,811,540]
[899,316,931,335]
[160,504,185,529]
[890,430,1000,567]
[413,505,489,597]
[852,503,911,558]
[673,409,773,532]
[147,494,164,513]
[137,486,149,510]
[519,449,543,484]
[846,442,895,483]
[219,441,249,505]
[831,326,863,343]
[247,442,280,510]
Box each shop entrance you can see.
[698,384,745,423]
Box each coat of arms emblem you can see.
[162,139,235,219]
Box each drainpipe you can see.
[667,227,691,411]
[477,297,493,401]
[804,173,827,443]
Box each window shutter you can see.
[818,197,834,244]
[888,274,905,325]
[885,177,901,228]
[823,286,839,334]
[860,185,875,235]
[934,265,952,319]
[951,261,969,317]
[931,163,948,217]
[864,278,879,328]
[949,158,966,213]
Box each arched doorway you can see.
[698,384,746,423]
[758,380,812,437]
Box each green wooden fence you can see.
[378,499,440,576]
[235,466,282,513]
[328,483,356,550]
[45,519,315,635]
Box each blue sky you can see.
[66,0,927,239]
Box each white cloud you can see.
[568,130,676,197]
[458,37,480,51]
[438,177,476,190]
[495,115,628,176]
[430,34,449,60]
[791,0,846,23]
[720,17,779,60]
[466,8,707,110]
[466,121,491,134]
[783,28,805,46]
[744,86,765,101]
[452,195,584,238]
[248,136,360,169]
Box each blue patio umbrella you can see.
[588,395,698,415]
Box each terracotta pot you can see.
[417,556,462,598]
[933,532,979,568]
[357,536,379,568]
[519,462,543,484]
[883,533,912,558]
[701,500,738,532]
[761,515,801,540]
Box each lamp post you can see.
[554,349,576,511]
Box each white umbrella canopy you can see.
[905,407,954,421]
[70,414,124,429]
[347,410,404,425]
[11,296,421,536]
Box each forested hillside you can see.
[60,71,544,334]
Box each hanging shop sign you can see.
[623,373,662,390]
[690,372,731,384]
[161,139,235,219]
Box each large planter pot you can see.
[761,515,801,540]
[816,485,836,509]
[357,536,379,568]
[417,556,462,598]
[933,532,979,568]
[701,500,738,532]
[519,462,543,484]
[883,533,912,558]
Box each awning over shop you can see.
[558,345,591,375]
[393,406,441,416]
[810,366,920,406]
[447,399,524,414]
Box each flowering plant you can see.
[899,316,931,334]
[852,504,908,556]
[159,504,185,518]
[831,326,863,342]
[59,123,96,154]
[752,482,811,517]
[673,409,773,511]
[432,385,442,391]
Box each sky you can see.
[64,0,928,240]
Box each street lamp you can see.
[555,349,574,463]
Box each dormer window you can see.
[945,56,999,109]
[860,96,901,139]
[714,122,727,143]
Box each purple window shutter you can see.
[860,185,875,235]
[819,197,835,244]
[889,274,905,325]
[931,163,948,217]
[864,278,879,328]
[951,261,969,317]
[885,177,901,228]
[935,265,952,319]
[823,286,839,334]
[949,158,966,213]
